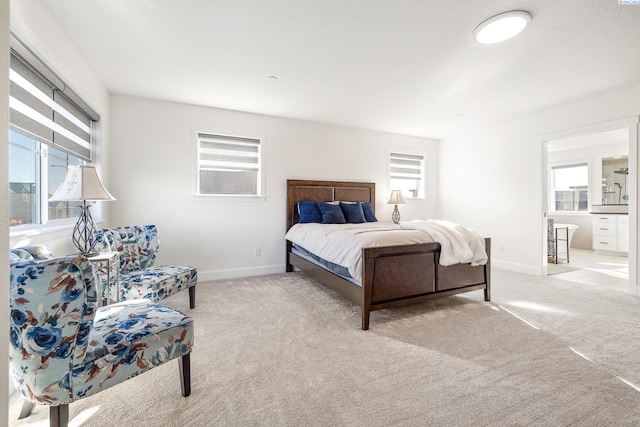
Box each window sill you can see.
[10,219,109,240]
[192,194,268,203]
[11,222,73,238]
[548,211,591,216]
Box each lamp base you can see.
[392,205,401,224]
[72,202,98,254]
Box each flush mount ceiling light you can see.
[473,10,532,44]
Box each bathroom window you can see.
[388,150,426,199]
[551,163,589,212]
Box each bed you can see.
[285,179,491,330]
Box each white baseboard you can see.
[491,259,540,275]
[198,264,285,282]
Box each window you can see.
[9,131,84,226]
[551,163,589,212]
[9,33,99,227]
[197,132,263,197]
[389,151,426,199]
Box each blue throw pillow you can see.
[317,202,346,224]
[298,202,322,223]
[361,202,377,222]
[340,202,366,224]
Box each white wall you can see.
[109,95,439,281]
[1,0,10,423]
[9,0,111,253]
[440,86,640,274]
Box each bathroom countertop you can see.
[590,205,628,214]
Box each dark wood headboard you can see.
[286,179,375,230]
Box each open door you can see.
[538,117,639,295]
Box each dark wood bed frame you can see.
[285,179,491,330]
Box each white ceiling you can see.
[38,0,640,139]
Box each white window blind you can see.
[389,151,425,199]
[197,132,262,196]
[9,34,99,162]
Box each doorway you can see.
[538,117,639,296]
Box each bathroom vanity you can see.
[591,205,629,254]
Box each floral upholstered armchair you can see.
[93,224,197,308]
[9,247,194,427]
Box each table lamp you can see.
[387,190,406,224]
[49,166,116,254]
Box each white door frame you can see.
[537,116,639,295]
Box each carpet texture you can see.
[10,269,640,426]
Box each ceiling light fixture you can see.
[473,10,532,44]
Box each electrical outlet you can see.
[499,244,505,252]
[255,247,261,256]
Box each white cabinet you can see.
[618,215,629,252]
[592,214,628,253]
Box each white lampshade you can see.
[387,190,406,205]
[49,166,116,202]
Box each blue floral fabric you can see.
[94,225,159,273]
[9,253,194,407]
[9,244,54,261]
[93,225,197,304]
[118,265,197,302]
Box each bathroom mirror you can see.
[602,156,629,205]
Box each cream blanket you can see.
[400,220,487,266]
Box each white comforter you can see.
[400,220,488,267]
[285,221,487,283]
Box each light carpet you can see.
[10,269,640,426]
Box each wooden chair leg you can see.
[50,404,69,427]
[189,285,196,309]
[180,353,191,397]
[18,399,35,419]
